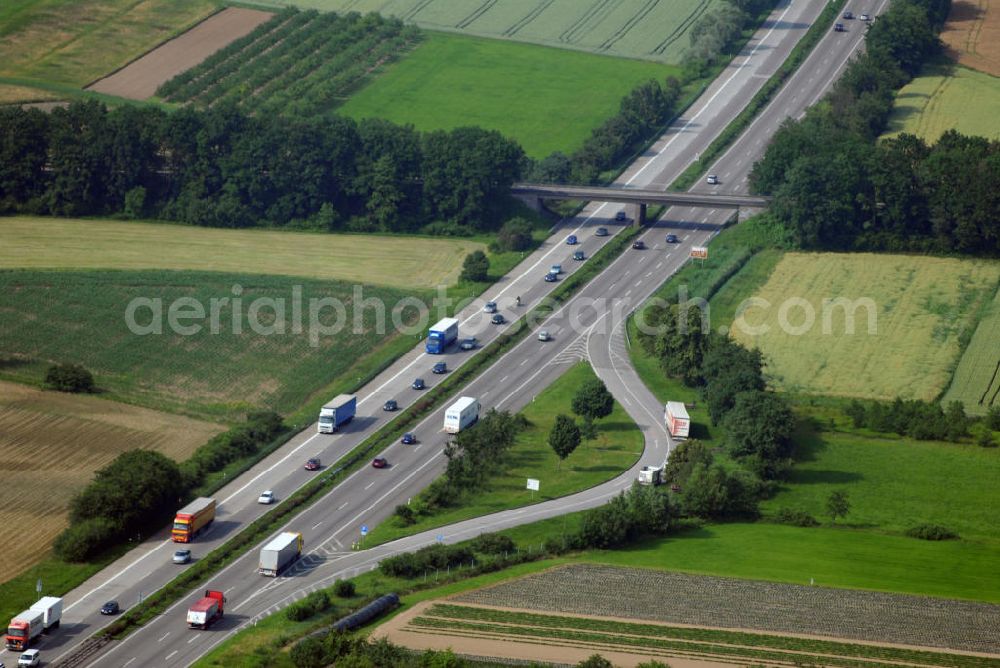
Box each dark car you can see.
[665,234,679,243]
[412,378,426,390]
[573,250,585,261]
[401,432,416,445]
[632,240,646,250]
[460,337,477,351]
[100,600,120,615]
[372,457,388,469]
[595,227,609,237]
[834,22,845,31]
[615,211,627,222]
[491,314,505,325]
[483,301,497,313]
[544,272,558,282]
[432,362,447,374]
[843,10,854,18]
[304,457,321,471]
[566,234,578,245]
[383,399,398,412]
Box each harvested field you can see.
[449,564,1000,655]
[0,84,59,105]
[941,0,1000,76]
[0,380,221,582]
[943,282,1000,414]
[88,7,274,100]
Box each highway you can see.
[32,1,885,665]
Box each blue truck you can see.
[426,317,459,354]
[317,394,356,434]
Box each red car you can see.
[304,458,321,471]
[372,457,388,469]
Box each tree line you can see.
[0,101,524,234]
[750,0,999,255]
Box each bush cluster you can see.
[774,507,820,527]
[180,411,286,488]
[905,524,959,541]
[846,398,968,442]
[379,543,475,578]
[285,590,332,622]
[44,362,94,393]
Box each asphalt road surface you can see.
[38,1,884,665]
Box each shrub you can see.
[44,362,94,393]
[285,590,331,621]
[290,636,327,668]
[495,217,534,251]
[394,504,416,525]
[471,532,515,555]
[379,544,474,578]
[53,517,118,562]
[773,507,819,527]
[334,579,356,598]
[905,524,959,541]
[459,250,489,282]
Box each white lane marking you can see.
[364,482,375,491]
[625,289,633,297]
[312,522,323,530]
[634,280,641,288]
[166,651,178,661]
[123,659,135,667]
[188,635,202,644]
[157,632,170,643]
[500,376,508,383]
[337,502,349,511]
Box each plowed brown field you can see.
[0,381,222,581]
[87,7,273,100]
[941,0,1000,76]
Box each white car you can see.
[860,12,871,21]
[538,330,551,342]
[257,490,274,504]
[706,174,719,185]
[18,650,40,667]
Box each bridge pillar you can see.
[638,203,647,227]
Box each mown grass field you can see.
[0,381,220,583]
[365,362,643,545]
[0,269,429,421]
[0,0,217,101]
[942,273,1000,414]
[0,217,483,289]
[266,0,720,64]
[884,60,1000,142]
[729,252,1000,402]
[339,31,680,158]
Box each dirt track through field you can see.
[87,7,273,100]
[941,0,1000,76]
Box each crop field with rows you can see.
[156,7,419,116]
[395,602,1000,667]
[943,282,1000,414]
[261,0,721,63]
[451,565,1000,654]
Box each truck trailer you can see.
[637,465,663,486]
[426,317,459,354]
[318,394,357,434]
[665,402,690,440]
[444,396,480,434]
[5,597,62,651]
[172,497,216,542]
[187,590,225,629]
[258,531,303,576]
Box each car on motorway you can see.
[538,330,551,342]
[401,432,416,445]
[460,337,477,351]
[173,549,192,564]
[615,210,627,222]
[383,399,398,411]
[632,240,646,250]
[665,234,679,243]
[843,10,854,18]
[860,12,870,20]
[100,600,120,615]
[304,457,321,471]
[432,361,447,374]
[834,22,845,31]
[491,314,505,325]
[706,174,719,184]
[372,457,388,469]
[257,490,274,505]
[17,651,40,668]
[550,263,562,274]
[595,227,609,237]
[412,377,426,390]
[573,250,585,261]
[566,234,577,245]
[544,272,558,282]
[483,300,497,313]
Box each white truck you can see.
[5,597,62,651]
[444,396,480,434]
[637,465,663,486]
[665,401,690,440]
[318,394,357,434]
[258,531,302,576]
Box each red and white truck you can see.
[172,497,216,542]
[6,597,62,651]
[664,402,690,440]
[187,590,225,629]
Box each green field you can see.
[339,31,679,158]
[366,362,643,545]
[884,60,1000,142]
[261,0,719,64]
[0,0,217,100]
[942,284,1000,414]
[0,217,483,289]
[0,269,429,420]
[729,252,1000,402]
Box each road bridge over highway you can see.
[511,183,772,225]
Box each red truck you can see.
[172,497,216,543]
[186,590,225,629]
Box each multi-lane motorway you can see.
[32,1,889,665]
